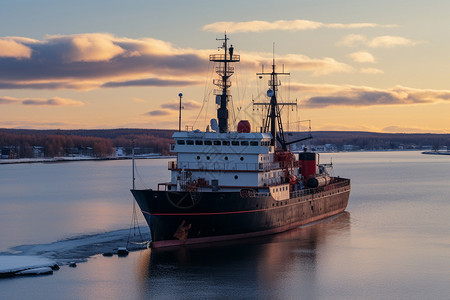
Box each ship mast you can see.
[254,51,296,151]
[209,34,240,133]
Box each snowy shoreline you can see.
[0,155,175,164]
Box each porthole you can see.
[240,157,244,161]
[234,175,238,179]
[225,156,228,160]
[196,156,200,160]
[206,156,210,160]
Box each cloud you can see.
[202,19,395,33]
[293,83,450,108]
[0,96,84,106]
[0,120,77,129]
[0,38,32,58]
[242,52,353,76]
[348,51,376,63]
[44,33,126,63]
[337,34,367,47]
[382,125,441,133]
[146,109,172,116]
[0,81,99,90]
[161,100,202,110]
[368,35,422,48]
[360,67,384,74]
[0,33,207,91]
[132,97,147,103]
[0,96,19,104]
[338,34,422,48]
[102,77,201,88]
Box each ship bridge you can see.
[166,131,299,192]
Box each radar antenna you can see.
[209,34,240,133]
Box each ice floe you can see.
[0,256,58,278]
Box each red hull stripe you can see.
[142,209,263,216]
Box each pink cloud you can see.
[0,38,32,59]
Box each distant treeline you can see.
[2,128,450,158]
[288,131,450,150]
[0,128,175,158]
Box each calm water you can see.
[0,152,449,299]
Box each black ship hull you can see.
[131,178,350,248]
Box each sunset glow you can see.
[1,0,449,133]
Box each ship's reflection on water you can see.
[137,212,351,298]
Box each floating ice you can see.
[0,256,58,278]
[4,227,150,262]
[0,227,150,278]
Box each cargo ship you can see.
[131,36,350,248]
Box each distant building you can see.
[32,146,44,158]
[343,145,355,151]
[1,147,16,159]
[115,147,124,157]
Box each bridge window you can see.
[222,140,230,146]
[250,141,258,146]
[186,140,194,145]
[214,140,221,145]
[241,141,249,146]
[205,140,212,145]
[195,140,203,145]
[232,141,239,146]
[177,140,185,145]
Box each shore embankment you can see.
[0,155,174,164]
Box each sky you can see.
[1,0,450,133]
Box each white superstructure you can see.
[165,131,300,193]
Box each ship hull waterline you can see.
[131,178,350,248]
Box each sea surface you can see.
[0,151,449,299]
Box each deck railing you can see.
[168,160,286,172]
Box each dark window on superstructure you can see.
[214,140,221,146]
[186,140,194,145]
[232,141,239,146]
[196,156,200,160]
[205,140,212,145]
[241,141,249,146]
[222,141,230,146]
[250,141,258,146]
[207,156,210,160]
[195,140,203,145]
[177,140,185,145]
